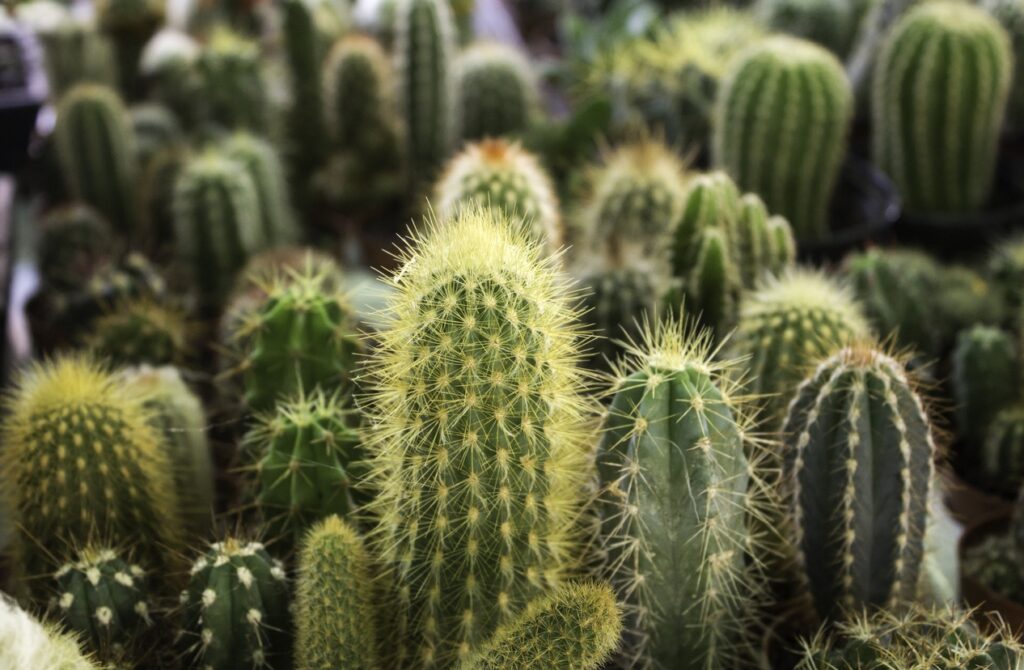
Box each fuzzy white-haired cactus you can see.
[0,593,101,670]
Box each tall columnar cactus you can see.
[365,207,593,667]
[671,171,742,277]
[872,2,1012,214]
[221,133,299,247]
[730,270,871,430]
[713,36,852,241]
[1,593,102,670]
[122,366,215,538]
[394,0,457,185]
[952,326,1018,449]
[52,546,151,661]
[782,345,935,623]
[455,42,539,142]
[323,34,400,154]
[460,582,622,670]
[95,0,164,99]
[597,319,764,668]
[295,516,380,670]
[984,0,1024,133]
[84,299,188,367]
[755,0,854,55]
[981,405,1024,496]
[434,139,563,254]
[54,84,138,238]
[180,539,290,670]
[245,392,363,539]
[682,225,741,337]
[0,356,183,577]
[195,30,268,132]
[173,152,262,305]
[37,205,115,292]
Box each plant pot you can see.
[942,467,1014,526]
[959,510,1024,636]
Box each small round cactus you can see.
[221,132,299,248]
[455,42,539,142]
[981,405,1024,496]
[952,326,1018,450]
[84,299,188,367]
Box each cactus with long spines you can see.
[394,0,457,185]
[221,133,299,247]
[981,405,1024,496]
[952,326,1018,449]
[364,207,594,667]
[295,516,380,670]
[37,205,116,292]
[54,84,138,238]
[984,0,1024,133]
[195,30,268,132]
[730,270,871,430]
[0,356,184,578]
[782,345,935,623]
[597,318,766,668]
[460,581,622,670]
[1,593,102,670]
[872,1,1012,214]
[180,539,290,670]
[434,139,563,255]
[756,0,854,55]
[51,546,152,661]
[713,36,852,241]
[455,42,539,142]
[84,299,188,367]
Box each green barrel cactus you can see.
[54,84,138,238]
[952,326,1018,449]
[84,299,188,367]
[755,0,854,56]
[52,546,151,661]
[37,205,116,293]
[394,0,457,185]
[1,593,102,670]
[95,0,164,100]
[434,139,562,255]
[713,36,852,241]
[981,405,1024,496]
[245,391,363,539]
[597,318,764,668]
[295,516,380,670]
[180,539,290,670]
[221,132,299,247]
[460,582,622,670]
[455,42,539,142]
[0,356,183,577]
[195,29,268,132]
[984,0,1024,133]
[782,345,935,623]
[364,207,593,667]
[872,2,1012,214]
[731,270,871,430]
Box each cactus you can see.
[455,42,539,142]
[681,225,742,338]
[295,516,380,670]
[872,2,1012,214]
[0,356,183,578]
[195,30,268,132]
[221,133,299,247]
[54,84,138,238]
[782,345,935,623]
[963,533,1024,603]
[84,299,188,367]
[670,171,742,277]
[180,539,290,670]
[933,265,1002,345]
[434,139,562,255]
[597,318,764,668]
[51,546,152,661]
[1013,486,1024,554]
[713,36,852,241]
[989,235,1024,315]
[735,195,797,288]
[122,366,215,538]
[984,0,1024,134]
[730,270,871,430]
[95,0,164,99]
[140,30,202,130]
[130,103,181,172]
[37,205,116,293]
[173,152,263,305]
[952,326,1018,449]
[364,207,593,667]
[460,582,622,670]
[755,0,854,56]
[981,405,1024,496]
[245,392,363,540]
[0,593,101,670]
[33,17,117,100]
[394,0,457,185]
[139,145,188,252]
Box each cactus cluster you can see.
[84,298,188,367]
[455,42,539,142]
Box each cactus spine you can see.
[872,2,1012,213]
[952,326,1018,449]
[221,132,299,247]
[460,582,622,670]
[455,42,539,142]
[84,299,188,367]
[181,539,290,670]
[713,36,852,241]
[295,516,380,670]
[54,84,138,238]
[981,405,1024,496]
[365,207,593,667]
[597,319,763,668]
[783,345,935,623]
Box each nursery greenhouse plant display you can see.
[8,0,1024,667]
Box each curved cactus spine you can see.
[221,132,299,247]
[455,42,539,142]
[323,34,400,154]
[981,405,1024,496]
[365,207,593,667]
[180,538,290,670]
[37,205,116,293]
[0,356,184,577]
[52,546,152,661]
[460,582,622,670]
[952,326,1018,449]
[54,84,138,238]
[295,516,380,670]
[84,299,188,367]
[434,139,563,254]
[782,345,935,623]
[713,36,852,241]
[872,2,1012,213]
[1,593,102,670]
[394,0,457,185]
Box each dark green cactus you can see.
[84,299,188,367]
[221,132,299,247]
[984,0,1024,133]
[756,0,854,55]
[129,103,182,170]
[139,145,188,252]
[195,29,268,132]
[323,34,399,156]
[683,226,741,338]
[34,19,117,100]
[456,42,539,142]
[37,205,116,293]
[872,1,1012,214]
[952,326,1018,449]
[95,0,164,99]
[933,265,1002,346]
[736,195,797,287]
[671,171,742,278]
[783,345,935,623]
[988,235,1024,316]
[981,405,1024,496]
[180,539,290,670]
[963,533,1024,604]
[295,516,380,670]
